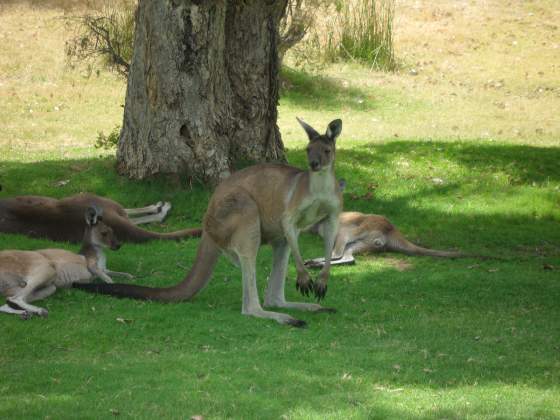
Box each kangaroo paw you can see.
[296,272,314,297]
[313,281,328,301]
[18,312,31,320]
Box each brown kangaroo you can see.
[0,193,201,243]
[0,206,132,319]
[305,211,464,268]
[74,118,344,327]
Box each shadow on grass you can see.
[0,142,559,418]
[0,156,211,230]
[280,66,376,111]
[349,140,560,184]
[1,141,559,254]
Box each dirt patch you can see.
[380,257,413,272]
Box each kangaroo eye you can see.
[325,149,331,154]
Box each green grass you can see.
[1,1,560,419]
[1,140,559,419]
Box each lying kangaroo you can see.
[75,118,344,327]
[0,193,202,243]
[0,206,132,319]
[305,211,464,267]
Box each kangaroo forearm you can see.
[286,237,307,273]
[105,269,133,278]
[89,266,114,283]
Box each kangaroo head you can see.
[297,117,342,172]
[85,206,121,250]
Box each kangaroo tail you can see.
[151,227,203,241]
[74,232,220,302]
[110,215,203,243]
[387,230,465,258]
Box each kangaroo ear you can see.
[296,117,320,141]
[85,205,103,226]
[326,119,342,142]
[85,207,97,226]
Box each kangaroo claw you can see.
[313,282,327,301]
[296,277,314,297]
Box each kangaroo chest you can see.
[37,250,92,287]
[294,194,339,231]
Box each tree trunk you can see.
[117,0,288,185]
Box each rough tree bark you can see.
[117,0,288,184]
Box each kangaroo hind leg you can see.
[265,242,336,313]
[126,202,172,224]
[0,304,28,319]
[124,201,164,216]
[222,192,306,328]
[7,267,56,318]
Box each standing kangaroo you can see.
[75,118,344,327]
[0,206,132,319]
[0,193,201,243]
[305,211,464,268]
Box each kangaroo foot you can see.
[20,311,32,320]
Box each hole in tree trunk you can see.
[180,124,195,148]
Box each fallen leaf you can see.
[431,177,445,185]
[53,179,70,187]
[116,317,133,324]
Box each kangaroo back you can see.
[0,194,201,243]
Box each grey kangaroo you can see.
[0,206,131,319]
[305,211,464,268]
[75,118,344,327]
[0,193,202,243]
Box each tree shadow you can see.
[280,66,376,111]
[0,156,210,231]
[339,140,560,184]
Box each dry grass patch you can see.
[283,0,559,146]
[0,3,124,162]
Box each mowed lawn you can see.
[1,1,559,419]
